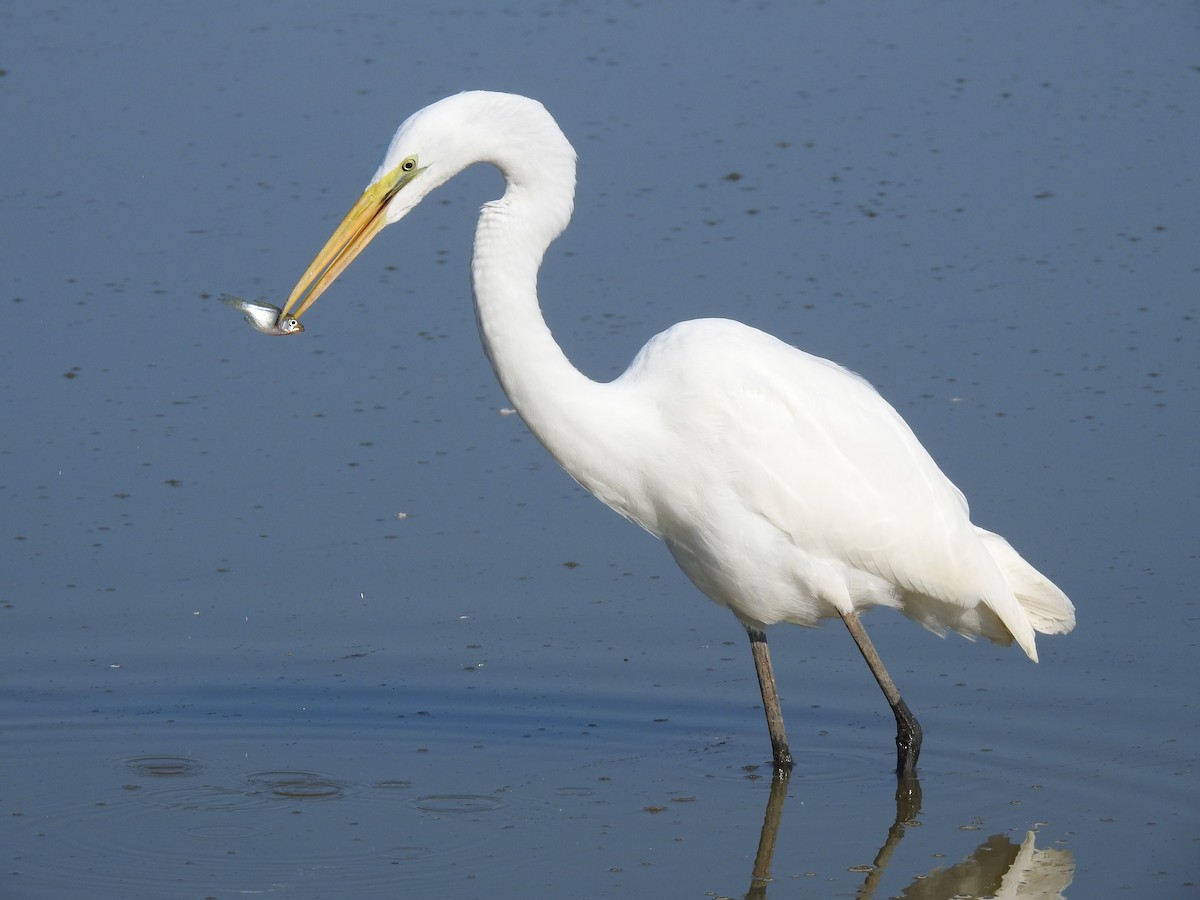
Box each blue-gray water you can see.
[2,2,1197,897]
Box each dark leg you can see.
[747,627,794,776]
[838,609,922,776]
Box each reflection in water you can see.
[889,829,1075,899]
[745,775,788,899]
[856,775,924,898]
[743,776,1074,899]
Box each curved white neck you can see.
[470,172,619,488]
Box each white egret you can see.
[278,91,1075,776]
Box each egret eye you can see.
[401,156,417,172]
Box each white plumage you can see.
[280,91,1075,776]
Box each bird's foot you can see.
[894,702,923,777]
[771,744,794,780]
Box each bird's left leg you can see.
[838,609,922,776]
[747,627,794,777]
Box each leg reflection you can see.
[739,772,1071,899]
[740,773,924,899]
[745,774,790,900]
[856,773,923,898]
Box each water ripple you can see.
[409,793,507,814]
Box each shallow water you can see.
[2,2,1198,897]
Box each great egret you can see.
[277,91,1075,776]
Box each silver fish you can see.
[221,294,304,335]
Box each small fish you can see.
[221,294,304,335]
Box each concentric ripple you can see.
[244,769,350,801]
[123,754,205,778]
[408,793,507,814]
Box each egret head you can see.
[279,91,574,323]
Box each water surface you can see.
[2,2,1197,896]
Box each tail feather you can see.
[976,528,1076,650]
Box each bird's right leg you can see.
[747,627,794,777]
[838,609,922,776]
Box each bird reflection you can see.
[889,828,1074,899]
[742,774,1073,899]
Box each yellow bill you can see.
[281,158,421,321]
